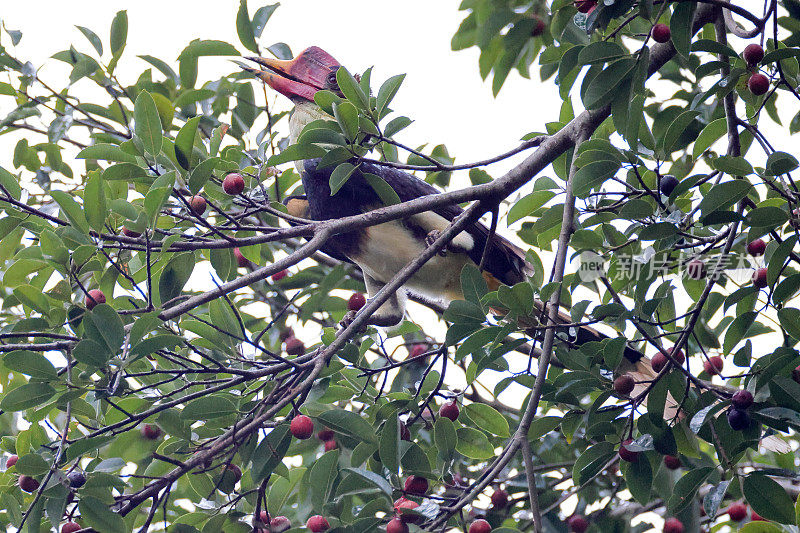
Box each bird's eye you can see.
[326,71,339,88]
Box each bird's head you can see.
[245,46,341,103]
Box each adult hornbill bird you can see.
[244,47,653,376]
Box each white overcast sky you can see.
[2,0,561,180]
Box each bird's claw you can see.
[426,230,448,256]
[339,310,357,330]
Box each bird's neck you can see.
[288,100,330,145]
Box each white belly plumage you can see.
[351,220,470,303]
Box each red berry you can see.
[225,463,242,482]
[85,289,106,310]
[400,422,411,441]
[618,439,639,463]
[347,292,366,311]
[404,475,429,496]
[663,455,682,470]
[743,44,764,66]
[568,515,589,533]
[409,344,427,358]
[468,519,492,533]
[284,336,305,356]
[651,23,671,43]
[687,259,706,280]
[271,269,288,281]
[386,517,409,533]
[614,374,635,396]
[233,248,249,267]
[189,195,207,215]
[439,401,459,421]
[728,502,748,521]
[574,0,597,13]
[747,238,766,256]
[290,415,314,439]
[748,73,770,95]
[317,427,334,441]
[323,439,337,451]
[732,390,753,409]
[704,356,724,376]
[752,267,768,288]
[531,16,546,37]
[652,352,669,373]
[307,515,330,532]
[270,516,291,533]
[6,454,18,468]
[141,424,161,440]
[664,517,684,533]
[223,173,245,195]
[19,475,40,492]
[490,488,509,510]
[61,523,82,533]
[668,347,686,365]
[727,408,751,431]
[660,175,679,196]
[394,497,421,523]
[122,226,141,238]
[279,327,294,341]
[793,364,800,384]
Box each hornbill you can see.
[244,47,653,376]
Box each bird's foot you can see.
[339,310,357,330]
[425,230,448,256]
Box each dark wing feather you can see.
[357,162,531,285]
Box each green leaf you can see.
[138,55,179,83]
[778,308,800,343]
[527,416,561,441]
[434,417,457,462]
[378,413,400,474]
[443,300,486,324]
[317,408,377,444]
[76,26,103,55]
[455,427,494,459]
[182,395,236,420]
[0,383,55,411]
[573,442,615,485]
[577,42,627,65]
[712,155,754,176]
[251,425,291,482]
[765,151,799,176]
[693,117,727,158]
[72,339,112,368]
[464,403,509,437]
[102,163,147,181]
[80,496,126,533]
[51,190,89,234]
[236,0,258,53]
[363,172,400,206]
[175,116,201,171]
[667,467,714,514]
[128,334,183,363]
[178,40,240,60]
[698,180,752,217]
[573,160,620,198]
[78,144,137,164]
[310,450,339,508]
[12,285,50,315]
[188,156,220,194]
[670,2,696,58]
[622,451,653,504]
[84,171,107,233]
[743,473,796,524]
[134,91,163,156]
[2,351,57,380]
[384,116,412,138]
[267,144,326,166]
[660,110,699,155]
[333,101,359,141]
[460,264,488,305]
[336,67,369,110]
[724,311,758,353]
[14,453,49,476]
[582,58,637,110]
[376,73,406,116]
[158,252,195,305]
[342,467,393,497]
[252,4,279,38]
[108,10,128,72]
[508,191,555,224]
[329,162,357,195]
